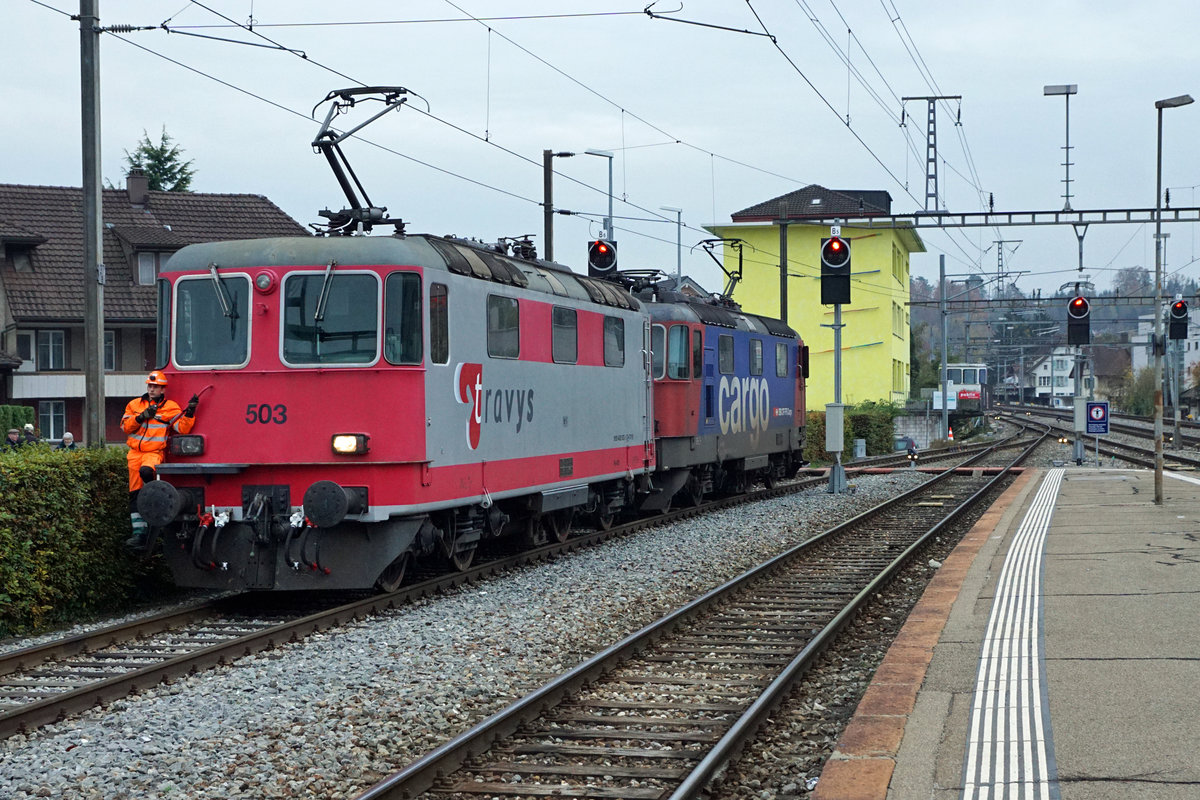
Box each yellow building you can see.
[708,185,925,408]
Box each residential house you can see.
[707,185,925,407]
[0,172,308,443]
[1026,345,1129,408]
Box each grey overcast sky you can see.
[6,1,1200,301]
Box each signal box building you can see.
[707,185,925,407]
[0,173,308,444]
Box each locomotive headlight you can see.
[169,435,205,456]
[254,271,277,294]
[332,433,370,455]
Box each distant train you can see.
[137,234,809,592]
[945,362,991,413]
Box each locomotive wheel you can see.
[683,476,705,507]
[594,508,616,531]
[448,538,477,571]
[544,508,574,543]
[763,469,777,489]
[375,553,410,593]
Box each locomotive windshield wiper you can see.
[314,260,336,323]
[209,263,238,319]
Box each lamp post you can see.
[542,150,575,262]
[660,206,682,284]
[1043,84,1078,211]
[584,149,614,240]
[1153,93,1194,504]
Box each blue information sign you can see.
[1086,401,1109,435]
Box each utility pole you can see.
[80,0,106,447]
[940,255,948,439]
[543,150,554,261]
[901,94,962,211]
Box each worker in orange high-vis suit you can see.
[121,370,198,550]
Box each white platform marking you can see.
[961,468,1062,799]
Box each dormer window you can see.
[137,252,165,285]
[810,198,822,206]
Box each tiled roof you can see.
[0,183,309,322]
[730,185,892,222]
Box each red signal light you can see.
[830,240,842,251]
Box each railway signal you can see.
[587,239,617,276]
[820,236,851,304]
[1169,299,1189,340]
[1066,295,1090,345]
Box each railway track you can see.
[999,406,1200,469]
[0,436,1009,742]
[349,432,1044,800]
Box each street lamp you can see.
[660,206,682,284]
[584,149,614,240]
[1153,93,1194,504]
[1043,84,1078,211]
[542,150,575,262]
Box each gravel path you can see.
[1,470,934,799]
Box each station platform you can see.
[813,467,1200,800]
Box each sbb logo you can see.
[455,363,484,450]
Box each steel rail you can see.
[350,435,1041,800]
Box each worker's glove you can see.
[184,394,199,418]
[136,405,157,424]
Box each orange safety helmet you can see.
[146,370,169,386]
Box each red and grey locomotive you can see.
[136,87,808,592]
[139,235,807,592]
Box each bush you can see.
[804,401,901,464]
[0,405,35,435]
[0,446,172,637]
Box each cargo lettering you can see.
[718,376,770,436]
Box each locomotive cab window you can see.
[604,316,625,367]
[650,324,666,379]
[775,342,789,378]
[718,334,734,374]
[283,272,379,365]
[487,295,520,358]
[384,272,422,365]
[552,306,577,364]
[174,274,251,368]
[749,339,763,376]
[692,329,703,379]
[430,283,449,364]
[667,324,689,380]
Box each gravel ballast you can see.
[0,471,934,799]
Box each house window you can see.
[104,330,116,371]
[137,252,168,285]
[37,330,65,370]
[38,401,65,440]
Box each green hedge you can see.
[0,404,35,435]
[0,445,172,637]
[804,401,901,464]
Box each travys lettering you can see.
[453,362,536,450]
[482,388,535,432]
[718,376,771,436]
